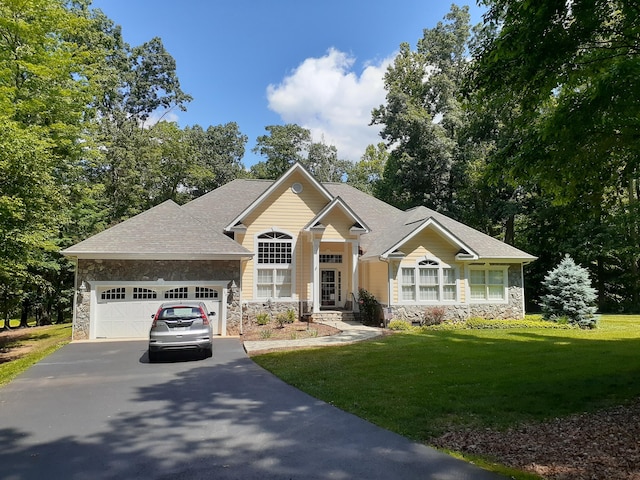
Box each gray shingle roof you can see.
[63,173,534,262]
[62,200,251,257]
[323,184,535,261]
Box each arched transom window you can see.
[401,258,457,302]
[257,232,293,264]
[256,231,293,298]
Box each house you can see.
[62,163,536,340]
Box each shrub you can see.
[275,312,294,328]
[259,329,272,339]
[256,312,270,326]
[286,308,297,323]
[388,319,413,331]
[358,288,380,326]
[422,306,446,326]
[540,255,598,328]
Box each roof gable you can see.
[303,196,370,234]
[380,216,478,261]
[224,163,334,231]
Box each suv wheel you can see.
[148,349,160,363]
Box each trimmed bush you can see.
[358,288,380,326]
[275,312,294,328]
[256,312,270,326]
[388,319,413,331]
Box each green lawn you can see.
[253,316,640,441]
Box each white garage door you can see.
[94,285,222,339]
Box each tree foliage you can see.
[473,0,640,310]
[251,124,349,182]
[372,5,471,212]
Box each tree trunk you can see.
[19,298,30,328]
[504,214,515,245]
[628,175,640,311]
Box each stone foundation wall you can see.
[73,259,241,340]
[234,300,313,335]
[386,265,525,324]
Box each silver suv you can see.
[148,301,214,361]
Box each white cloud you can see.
[266,48,393,162]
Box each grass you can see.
[253,315,640,441]
[0,323,72,386]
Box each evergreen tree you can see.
[540,255,598,328]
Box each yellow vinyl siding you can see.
[319,209,357,241]
[392,227,462,304]
[242,172,328,236]
[366,260,389,304]
[401,228,458,266]
[238,171,339,302]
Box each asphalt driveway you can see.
[0,339,504,479]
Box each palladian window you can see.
[400,259,457,303]
[256,231,293,299]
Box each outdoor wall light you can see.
[78,281,87,296]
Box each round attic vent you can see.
[291,182,303,194]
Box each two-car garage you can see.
[90,281,226,340]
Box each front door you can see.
[321,270,340,307]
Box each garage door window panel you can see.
[133,287,157,300]
[195,286,218,299]
[165,287,188,299]
[101,287,126,301]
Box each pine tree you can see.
[540,255,598,328]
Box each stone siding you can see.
[73,259,241,340]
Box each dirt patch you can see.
[432,399,640,480]
[234,320,341,341]
[0,326,53,364]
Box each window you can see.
[195,286,218,299]
[257,268,291,298]
[257,232,292,264]
[256,231,293,299]
[400,259,457,303]
[101,287,125,300]
[469,268,506,301]
[165,287,188,299]
[319,254,342,264]
[133,287,157,300]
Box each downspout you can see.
[71,257,78,341]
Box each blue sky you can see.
[90,1,486,167]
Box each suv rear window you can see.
[159,307,201,319]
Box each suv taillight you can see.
[200,308,209,326]
[151,309,161,328]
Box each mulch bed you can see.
[232,320,340,341]
[431,399,640,479]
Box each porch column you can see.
[312,238,320,313]
[351,240,359,300]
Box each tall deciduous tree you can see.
[251,124,348,182]
[372,5,471,213]
[251,124,311,179]
[474,0,640,310]
[346,143,388,195]
[0,0,100,326]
